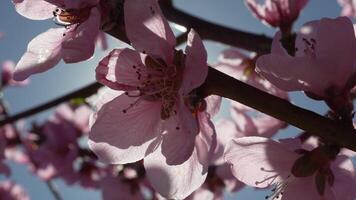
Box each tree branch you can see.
[45,181,63,200]
[0,83,102,126]
[199,67,356,151]
[159,1,272,53]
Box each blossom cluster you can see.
[0,0,356,199]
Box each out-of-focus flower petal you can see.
[2,61,29,87]
[96,31,108,51]
[101,175,144,200]
[244,0,309,28]
[338,0,356,18]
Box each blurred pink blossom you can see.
[96,31,108,51]
[216,49,288,137]
[338,0,356,18]
[0,181,30,200]
[23,107,80,181]
[100,167,145,200]
[55,104,93,134]
[245,0,309,28]
[184,118,245,200]
[1,61,29,88]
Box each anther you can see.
[150,6,155,15]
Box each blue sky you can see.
[0,0,349,199]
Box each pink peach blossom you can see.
[89,0,216,198]
[225,137,356,200]
[338,0,356,18]
[23,107,80,181]
[0,181,30,200]
[12,0,102,80]
[245,0,309,28]
[256,17,356,100]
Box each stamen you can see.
[122,54,184,120]
[149,6,156,15]
[301,37,317,58]
[265,175,294,200]
[121,98,142,113]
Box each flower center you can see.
[123,51,185,120]
[265,175,295,200]
[53,7,91,27]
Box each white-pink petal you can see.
[224,136,298,188]
[160,100,197,165]
[124,0,176,63]
[181,29,208,95]
[13,0,57,20]
[89,94,163,164]
[14,28,64,81]
[144,146,207,199]
[96,48,146,91]
[62,8,101,63]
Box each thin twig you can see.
[0,83,102,126]
[45,180,63,200]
